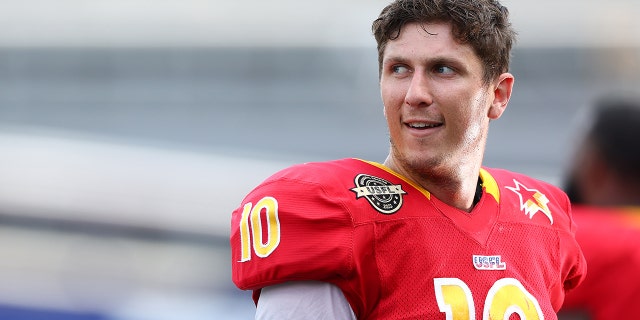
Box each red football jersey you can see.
[231,158,586,319]
[561,205,640,319]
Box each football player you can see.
[561,96,640,320]
[232,0,586,318]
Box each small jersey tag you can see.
[473,255,506,270]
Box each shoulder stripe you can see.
[355,158,432,199]
[355,160,500,203]
[479,168,500,203]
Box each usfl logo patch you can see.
[351,174,406,214]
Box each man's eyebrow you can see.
[382,55,410,65]
[383,55,465,67]
[427,55,466,65]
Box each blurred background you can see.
[0,0,639,319]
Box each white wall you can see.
[0,129,292,236]
[0,0,638,47]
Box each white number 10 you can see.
[434,277,543,320]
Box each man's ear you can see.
[488,73,514,120]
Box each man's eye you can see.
[435,65,455,74]
[392,65,409,74]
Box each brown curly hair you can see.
[372,0,516,83]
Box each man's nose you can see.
[404,72,433,107]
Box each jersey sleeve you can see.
[520,174,587,309]
[487,168,587,310]
[525,175,587,308]
[230,164,356,298]
[562,206,640,318]
[554,193,587,307]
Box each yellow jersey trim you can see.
[479,168,500,203]
[357,159,500,203]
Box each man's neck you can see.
[383,156,481,212]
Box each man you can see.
[231,0,586,318]
[559,96,640,320]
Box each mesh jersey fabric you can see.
[231,158,586,319]
[561,205,640,319]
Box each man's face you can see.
[380,22,508,177]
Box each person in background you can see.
[231,0,586,318]
[559,95,640,320]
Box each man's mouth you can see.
[407,122,443,129]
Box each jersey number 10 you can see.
[238,197,281,262]
[236,197,544,319]
[435,277,543,319]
